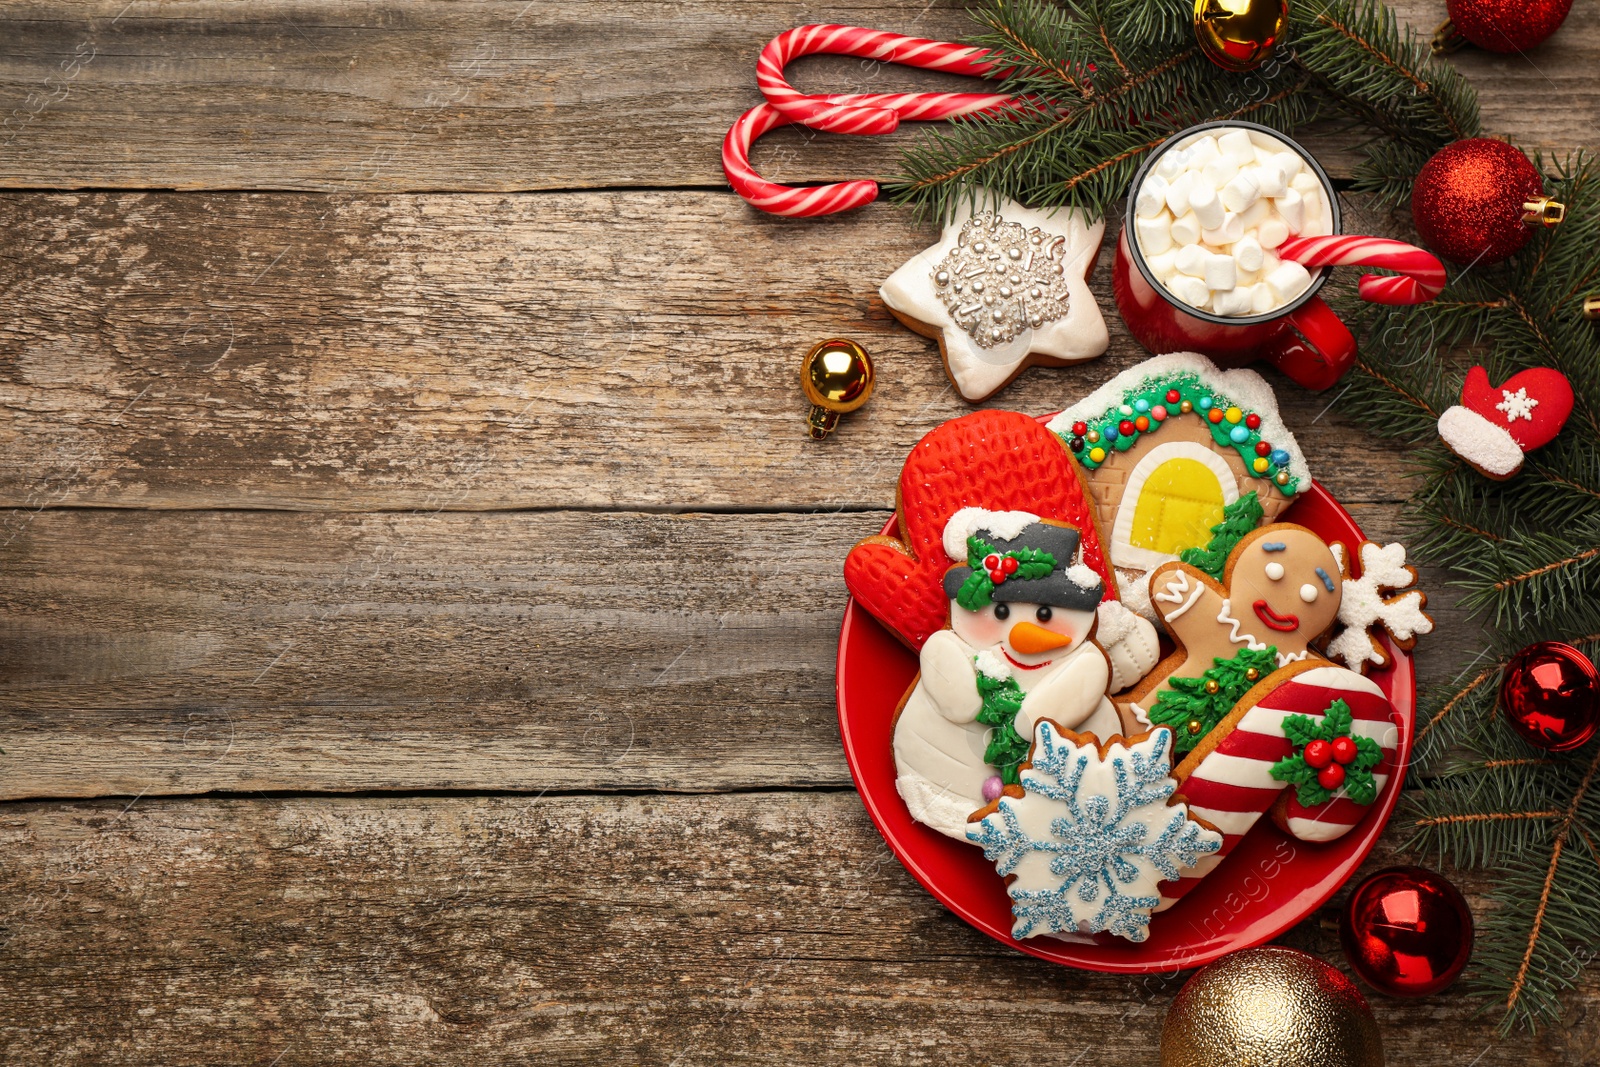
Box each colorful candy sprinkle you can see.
[1134,398,1150,413]
[1224,406,1243,424]
[1229,425,1249,444]
[1254,440,1272,456]
[1151,405,1168,421]
[1072,420,1088,437]
[1166,389,1181,404]
[1089,446,1106,463]
[1119,404,1134,417]
[1245,413,1262,430]
[1104,423,1120,442]
[1119,419,1136,436]
[1208,408,1224,424]
[1134,415,1150,432]
[1197,396,1213,411]
[1087,430,1101,444]
[1069,436,1084,453]
[1275,469,1291,485]
[1271,448,1291,467]
[1179,400,1193,414]
[1253,456,1269,473]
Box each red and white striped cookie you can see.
[1156,660,1400,910]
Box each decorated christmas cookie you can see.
[892,514,1127,839]
[843,410,1161,840]
[1045,353,1310,620]
[879,194,1108,402]
[1123,523,1346,734]
[1324,540,1434,674]
[967,721,1223,942]
[1158,661,1400,910]
[1437,365,1575,479]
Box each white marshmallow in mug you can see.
[1202,212,1245,246]
[1275,187,1305,232]
[1211,285,1255,316]
[1165,171,1195,217]
[1200,154,1239,190]
[1135,212,1173,255]
[1167,274,1211,308]
[1265,260,1313,302]
[1189,182,1226,229]
[1171,211,1203,246]
[1235,234,1264,272]
[1221,170,1262,213]
[1186,136,1222,169]
[1174,243,1209,278]
[1257,217,1290,249]
[1203,252,1237,291]
[1136,173,1170,218]
[1218,128,1256,165]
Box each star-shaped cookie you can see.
[880,193,1108,402]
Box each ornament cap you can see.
[1522,196,1566,227]
[801,338,875,439]
[1430,17,1466,54]
[1583,295,1600,321]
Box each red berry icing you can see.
[985,555,1000,570]
[1332,736,1359,765]
[1317,763,1347,790]
[1303,739,1333,769]
[1245,413,1262,430]
[1001,556,1019,575]
[1255,440,1272,456]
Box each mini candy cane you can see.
[1278,235,1447,305]
[723,25,1015,217]
[757,24,1009,135]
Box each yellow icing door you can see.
[1128,458,1227,554]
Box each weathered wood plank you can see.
[0,507,1479,801]
[0,1,1594,191]
[0,792,1592,1064]
[0,189,1430,514]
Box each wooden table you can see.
[1,2,1596,1062]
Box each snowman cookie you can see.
[880,194,1108,402]
[1122,524,1346,731]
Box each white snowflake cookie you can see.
[880,192,1108,402]
[1325,540,1435,673]
[966,721,1222,943]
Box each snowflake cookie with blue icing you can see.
[966,721,1222,943]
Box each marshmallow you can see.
[1167,274,1211,308]
[1186,136,1221,170]
[1211,285,1254,316]
[1260,249,1281,275]
[1235,235,1264,272]
[1274,151,1304,180]
[1135,212,1173,255]
[1202,212,1244,246]
[1276,187,1305,232]
[1300,189,1325,233]
[1250,283,1278,313]
[1201,155,1240,190]
[1218,129,1256,165]
[1189,182,1225,229]
[1155,148,1188,180]
[1254,162,1287,198]
[1146,249,1179,282]
[1221,170,1262,213]
[1136,173,1170,219]
[1174,244,1210,278]
[1165,171,1194,217]
[1203,252,1237,291]
[1237,198,1272,229]
[1265,260,1313,302]
[1257,218,1289,249]
[1171,211,1203,246]
[1290,170,1320,195]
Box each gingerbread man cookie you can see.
[1122,524,1346,731]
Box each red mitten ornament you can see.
[844,410,1113,650]
[1437,365,1574,479]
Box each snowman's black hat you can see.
[943,520,1103,610]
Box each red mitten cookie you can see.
[844,409,1113,650]
[1159,660,1400,910]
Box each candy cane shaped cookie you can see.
[1277,235,1447,306]
[1156,660,1401,910]
[757,24,1010,135]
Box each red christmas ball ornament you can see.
[1341,866,1474,997]
[1501,642,1600,751]
[1434,0,1572,54]
[1411,139,1564,265]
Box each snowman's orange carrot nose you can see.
[1007,621,1073,655]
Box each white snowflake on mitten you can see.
[1325,541,1435,673]
[966,722,1221,943]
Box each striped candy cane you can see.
[723,25,1016,217]
[1278,235,1447,305]
[757,24,1010,135]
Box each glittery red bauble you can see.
[1412,139,1544,264]
[1446,0,1572,53]
[1501,642,1600,751]
[1341,866,1474,997]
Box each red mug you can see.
[1112,121,1355,391]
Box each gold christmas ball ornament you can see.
[801,338,875,439]
[1161,947,1385,1067]
[1194,0,1289,72]
[1583,294,1600,321]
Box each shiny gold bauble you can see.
[1161,947,1385,1067]
[1194,0,1289,72]
[801,338,875,439]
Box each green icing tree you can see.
[975,669,1030,785]
[1180,491,1265,582]
[1148,646,1280,756]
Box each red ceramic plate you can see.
[836,477,1414,973]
